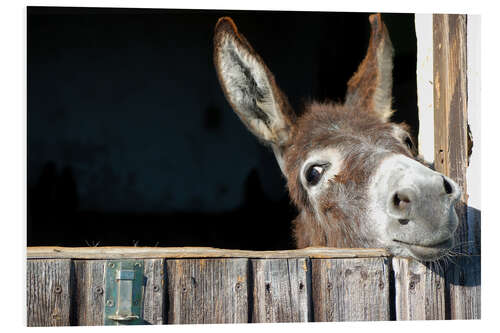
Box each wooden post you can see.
[433,13,469,254]
[433,14,480,320]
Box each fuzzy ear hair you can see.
[213,17,296,148]
[345,13,394,122]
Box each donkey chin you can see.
[369,154,461,261]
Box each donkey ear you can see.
[345,14,394,122]
[213,17,296,149]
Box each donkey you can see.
[213,14,460,261]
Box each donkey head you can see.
[213,14,460,261]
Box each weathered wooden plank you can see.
[27,259,73,327]
[393,258,445,320]
[27,246,389,260]
[433,12,470,256]
[142,259,165,324]
[72,259,165,325]
[72,260,106,326]
[312,258,390,321]
[251,258,311,323]
[166,259,249,324]
[433,14,480,320]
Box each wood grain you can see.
[312,258,390,321]
[166,258,249,324]
[72,260,106,326]
[433,13,470,255]
[27,259,73,326]
[27,246,388,259]
[446,256,481,319]
[433,14,480,320]
[393,258,445,320]
[142,259,166,324]
[251,258,311,323]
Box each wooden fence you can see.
[26,246,480,326]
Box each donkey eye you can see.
[404,136,414,150]
[305,165,326,186]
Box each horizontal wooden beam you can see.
[26,246,389,260]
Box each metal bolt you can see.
[379,280,385,290]
[109,263,115,268]
[54,286,62,294]
[153,285,160,292]
[135,263,141,268]
[95,286,104,295]
[106,299,114,307]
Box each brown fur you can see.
[214,14,417,249]
[285,101,414,248]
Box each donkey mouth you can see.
[393,238,452,249]
[392,238,453,261]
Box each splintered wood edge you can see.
[26,246,389,259]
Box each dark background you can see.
[27,7,418,250]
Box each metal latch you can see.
[103,260,145,325]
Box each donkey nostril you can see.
[398,219,410,225]
[442,176,453,194]
[393,192,410,209]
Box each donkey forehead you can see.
[286,103,406,164]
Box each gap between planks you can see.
[27,246,389,260]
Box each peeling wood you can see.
[433,13,480,320]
